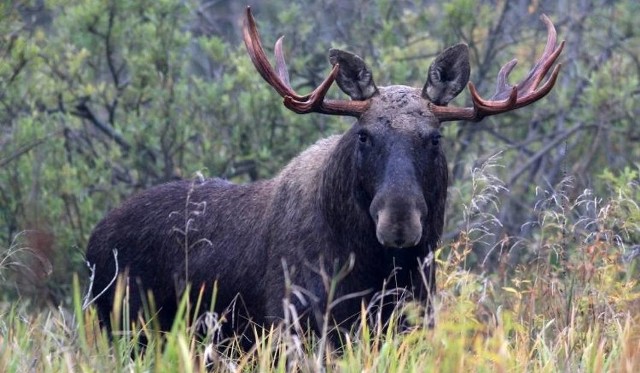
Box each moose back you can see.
[86,7,563,343]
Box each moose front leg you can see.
[415,253,437,328]
[379,250,436,330]
[390,253,437,331]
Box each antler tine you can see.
[243,7,301,100]
[516,14,562,94]
[243,7,370,117]
[433,14,564,123]
[274,36,292,90]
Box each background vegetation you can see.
[1,0,639,371]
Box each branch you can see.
[0,133,59,168]
[506,121,583,187]
[72,100,130,152]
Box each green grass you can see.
[1,248,639,372]
[2,169,639,372]
[3,251,638,371]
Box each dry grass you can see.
[2,166,638,372]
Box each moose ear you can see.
[329,49,378,100]
[422,43,470,106]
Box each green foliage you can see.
[0,0,347,299]
[599,166,640,249]
[2,0,640,369]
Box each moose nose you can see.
[373,208,423,248]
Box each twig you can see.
[82,249,119,310]
[0,133,60,168]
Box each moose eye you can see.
[357,131,369,144]
[430,133,442,146]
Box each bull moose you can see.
[85,7,563,347]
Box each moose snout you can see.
[373,206,424,249]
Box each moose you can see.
[86,7,563,347]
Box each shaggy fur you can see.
[86,45,469,347]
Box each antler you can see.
[431,14,564,123]
[243,7,370,117]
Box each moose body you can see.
[86,8,563,345]
[87,88,447,338]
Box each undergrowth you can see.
[1,166,639,372]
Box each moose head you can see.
[243,7,564,249]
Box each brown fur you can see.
[86,45,469,347]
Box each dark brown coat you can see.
[86,8,563,347]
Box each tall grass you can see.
[1,166,638,372]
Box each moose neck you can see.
[319,130,380,251]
